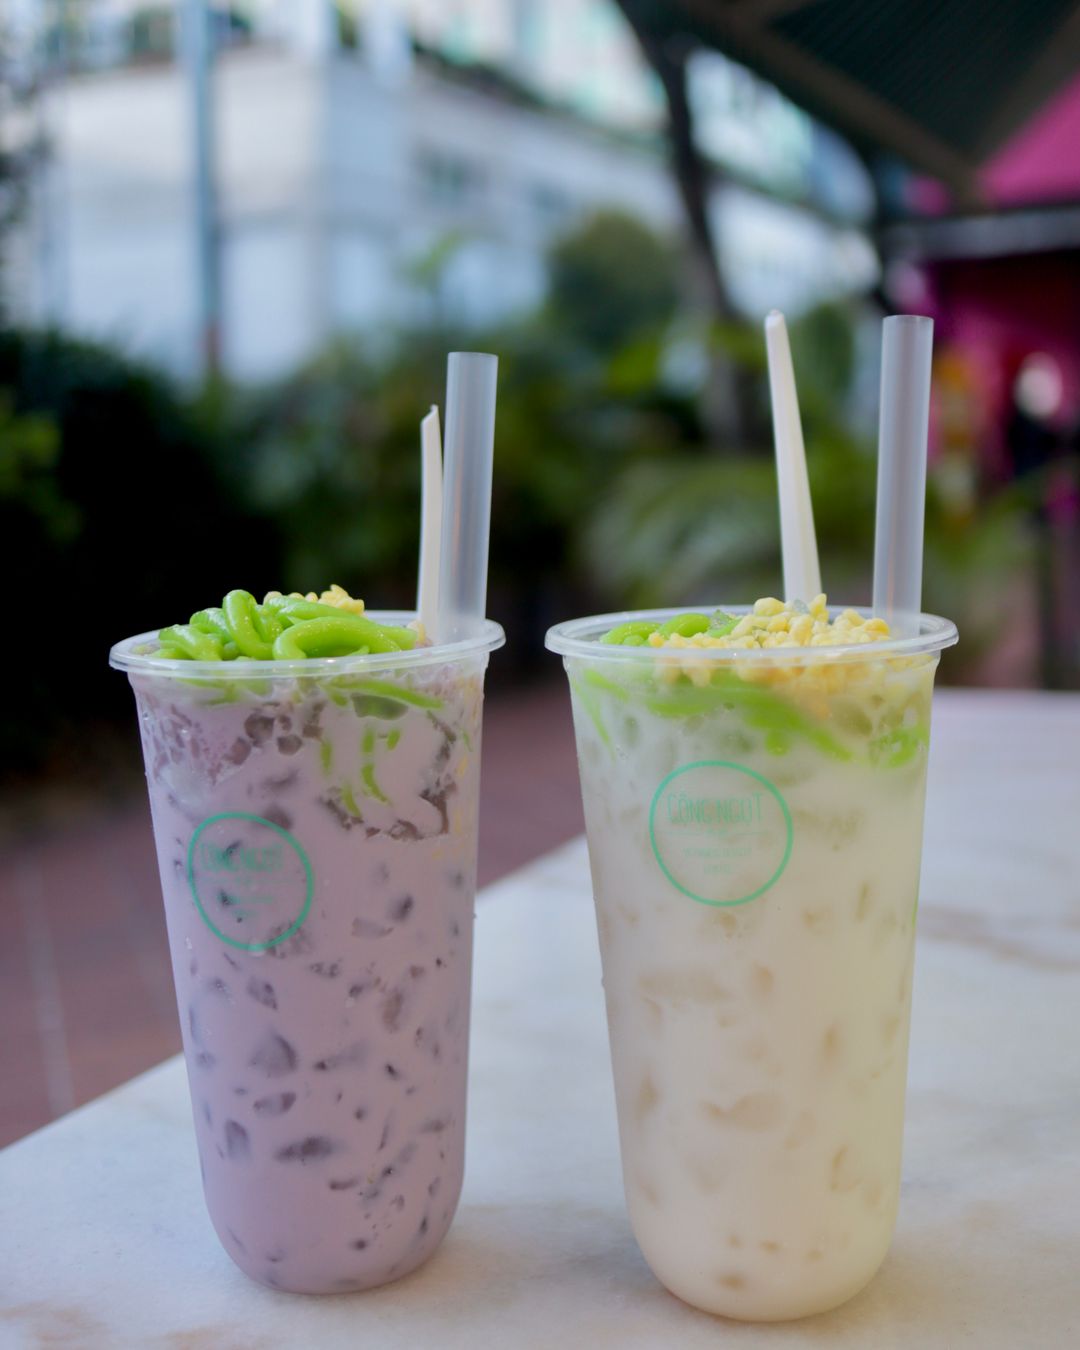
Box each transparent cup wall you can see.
[549,609,955,1320]
[113,619,502,1293]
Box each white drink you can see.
[551,607,953,1320]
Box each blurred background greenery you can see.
[1,208,1033,775]
[7,1,1080,790]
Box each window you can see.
[416,149,486,209]
[530,182,573,230]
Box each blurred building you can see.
[5,0,877,381]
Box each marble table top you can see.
[2,690,1079,1348]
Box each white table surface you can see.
[2,690,1079,1348]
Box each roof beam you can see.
[970,1,1080,159]
[667,0,985,207]
[881,201,1080,262]
[728,0,822,21]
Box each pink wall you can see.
[911,75,1080,212]
[983,77,1080,206]
[924,252,1080,473]
[904,78,1080,462]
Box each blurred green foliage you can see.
[544,209,681,352]
[0,393,75,541]
[203,329,604,640]
[587,296,1030,676]
[0,210,1033,771]
[201,216,688,660]
[0,330,274,769]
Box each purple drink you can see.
[112,612,502,1292]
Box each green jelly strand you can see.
[337,678,443,709]
[264,596,355,624]
[600,620,659,646]
[361,762,389,803]
[582,668,630,700]
[267,599,417,653]
[657,613,711,638]
[570,678,612,749]
[253,604,284,644]
[158,588,417,662]
[644,674,850,761]
[272,616,402,659]
[382,625,419,650]
[870,723,929,768]
[189,607,230,641]
[223,590,275,660]
[600,611,739,645]
[157,624,222,661]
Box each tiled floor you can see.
[0,682,583,1149]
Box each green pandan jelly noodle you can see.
[577,597,935,769]
[154,588,420,662]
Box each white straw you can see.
[872,315,934,638]
[765,310,821,603]
[437,352,498,641]
[417,405,443,640]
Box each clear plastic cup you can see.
[111,616,503,1293]
[546,607,957,1321]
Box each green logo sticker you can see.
[187,812,313,952]
[648,760,792,907]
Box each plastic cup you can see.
[111,615,503,1293]
[546,607,957,1321]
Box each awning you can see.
[617,0,1080,207]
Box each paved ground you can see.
[0,682,583,1149]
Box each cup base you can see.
[215,1213,457,1296]
[647,1243,889,1322]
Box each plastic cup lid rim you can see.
[545,606,957,665]
[110,612,505,678]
